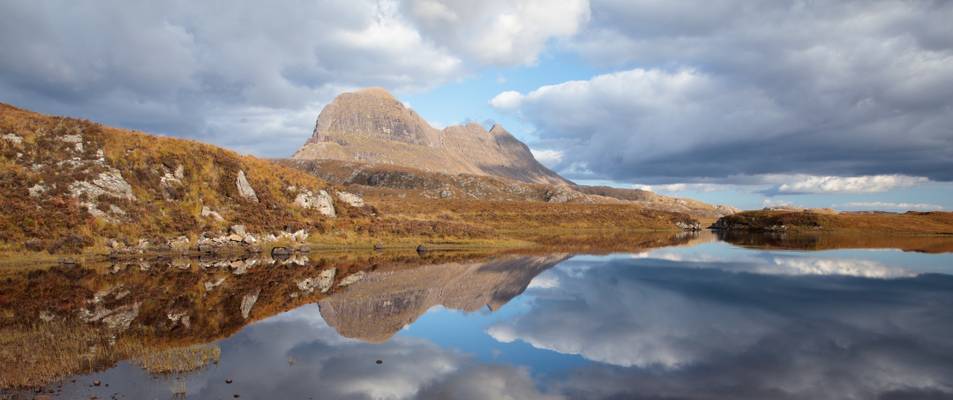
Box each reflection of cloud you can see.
[527,272,560,289]
[59,304,558,399]
[417,365,563,400]
[489,257,953,399]
[642,250,914,278]
[768,258,913,278]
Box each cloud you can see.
[837,201,944,211]
[529,148,563,166]
[777,175,929,194]
[0,0,587,158]
[490,256,953,399]
[494,1,953,183]
[403,0,590,65]
[489,90,524,110]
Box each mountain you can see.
[292,88,569,185]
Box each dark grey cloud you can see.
[493,0,953,183]
[489,255,953,399]
[0,0,466,157]
[0,0,593,158]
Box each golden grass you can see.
[133,344,220,374]
[716,210,953,235]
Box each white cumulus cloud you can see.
[777,175,929,194]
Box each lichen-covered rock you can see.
[297,268,336,294]
[230,225,247,236]
[2,133,22,144]
[236,170,259,202]
[69,169,135,201]
[336,191,364,207]
[338,271,366,288]
[240,289,260,319]
[168,236,191,251]
[294,190,336,217]
[201,206,224,221]
[28,183,48,198]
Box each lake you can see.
[2,232,953,399]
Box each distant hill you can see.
[292,88,569,185]
[712,209,953,234]
[281,159,738,219]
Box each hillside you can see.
[0,103,711,257]
[0,103,367,254]
[280,159,737,219]
[292,88,569,185]
[712,209,953,235]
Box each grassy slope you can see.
[713,210,953,235]
[0,103,366,253]
[0,104,695,256]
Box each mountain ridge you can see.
[293,87,570,185]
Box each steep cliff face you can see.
[293,88,569,185]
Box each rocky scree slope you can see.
[292,87,569,185]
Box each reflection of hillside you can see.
[0,231,701,389]
[0,251,528,388]
[717,231,953,253]
[319,254,569,343]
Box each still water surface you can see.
[4,235,953,399]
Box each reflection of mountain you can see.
[319,254,568,343]
[0,251,556,388]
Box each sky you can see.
[1,0,952,210]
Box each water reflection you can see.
[2,236,953,399]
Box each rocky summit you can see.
[292,88,569,185]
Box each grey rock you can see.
[336,191,365,207]
[297,268,336,294]
[338,271,366,288]
[294,190,336,217]
[201,206,224,221]
[236,170,259,202]
[69,169,136,201]
[28,183,48,198]
[230,224,247,236]
[240,289,260,319]
[1,133,22,145]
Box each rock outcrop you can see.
[293,88,569,185]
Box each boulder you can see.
[294,190,336,217]
[674,220,701,231]
[168,236,191,251]
[336,191,365,207]
[338,271,366,288]
[236,170,259,202]
[296,268,337,294]
[201,206,224,221]
[240,289,260,319]
[271,247,293,258]
[230,225,247,236]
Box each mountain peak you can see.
[351,87,396,99]
[294,89,570,185]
